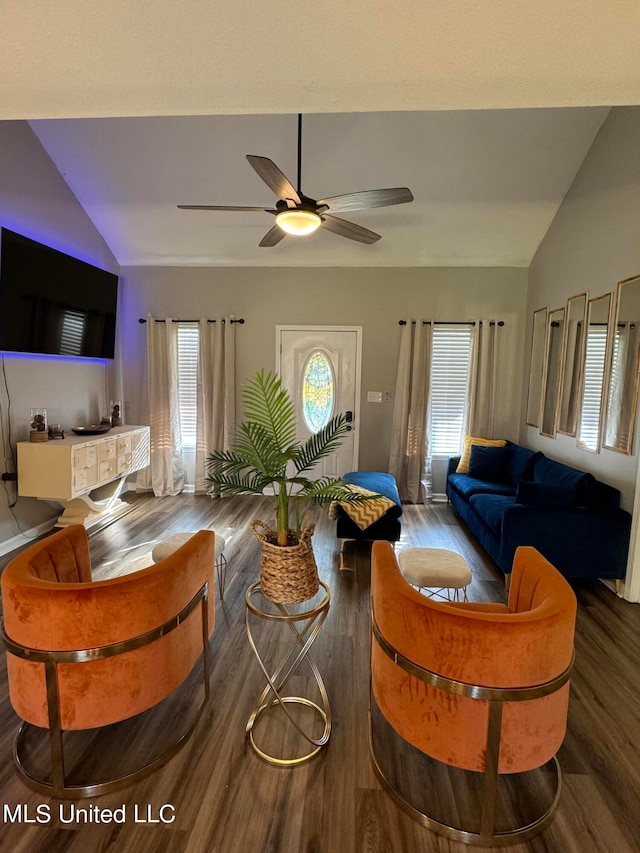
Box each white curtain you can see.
[137,318,184,496]
[559,319,584,433]
[389,319,432,503]
[466,320,501,438]
[605,322,640,451]
[195,317,236,494]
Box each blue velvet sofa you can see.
[446,441,631,580]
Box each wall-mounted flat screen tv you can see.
[0,228,118,359]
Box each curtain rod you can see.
[138,317,245,324]
[398,320,504,327]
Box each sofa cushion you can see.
[505,442,542,486]
[448,472,516,500]
[515,480,576,508]
[586,478,621,510]
[469,494,516,534]
[532,457,591,504]
[456,436,507,473]
[468,444,511,483]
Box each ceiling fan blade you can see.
[321,215,381,244]
[259,225,287,248]
[317,187,414,213]
[246,156,301,205]
[177,205,276,212]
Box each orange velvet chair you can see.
[1,524,215,798]
[370,541,576,846]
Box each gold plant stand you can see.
[245,580,331,766]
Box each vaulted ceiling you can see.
[3,2,638,267]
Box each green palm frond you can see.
[206,370,358,544]
[232,422,290,477]
[293,414,350,474]
[296,476,379,505]
[241,370,297,453]
[208,469,273,496]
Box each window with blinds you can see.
[429,325,473,456]
[578,327,608,451]
[177,323,199,448]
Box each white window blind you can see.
[59,309,85,356]
[579,327,607,450]
[177,323,199,448]
[429,325,472,455]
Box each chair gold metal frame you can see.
[1,581,210,799]
[370,615,574,847]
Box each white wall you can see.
[526,107,640,511]
[119,265,528,475]
[0,121,119,549]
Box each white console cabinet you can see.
[17,426,150,528]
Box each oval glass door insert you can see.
[302,351,335,433]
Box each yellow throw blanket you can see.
[329,485,396,531]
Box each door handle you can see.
[345,425,353,431]
[345,411,353,422]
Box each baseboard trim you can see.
[0,518,57,557]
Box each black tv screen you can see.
[0,228,118,359]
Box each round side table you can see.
[245,580,331,766]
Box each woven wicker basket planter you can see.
[251,520,320,604]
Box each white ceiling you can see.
[4,1,637,268]
[30,108,609,267]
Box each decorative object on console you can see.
[71,425,112,436]
[110,400,123,426]
[206,370,364,603]
[29,407,48,442]
[47,424,64,440]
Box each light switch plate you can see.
[367,391,383,403]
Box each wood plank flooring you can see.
[0,494,638,852]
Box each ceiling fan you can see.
[178,114,414,247]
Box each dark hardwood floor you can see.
[0,494,639,852]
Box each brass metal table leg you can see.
[245,581,331,766]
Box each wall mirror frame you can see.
[557,293,587,436]
[577,293,611,454]
[603,274,640,455]
[526,307,548,428]
[540,307,565,438]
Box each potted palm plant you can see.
[206,370,366,603]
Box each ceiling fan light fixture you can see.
[275,209,321,236]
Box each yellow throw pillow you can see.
[456,436,507,474]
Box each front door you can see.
[277,326,361,477]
